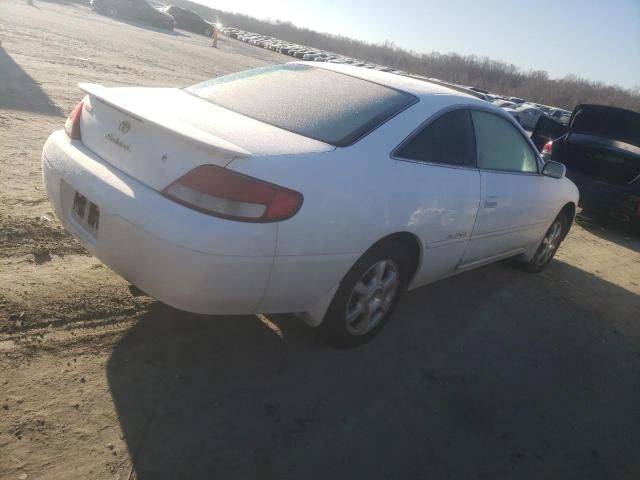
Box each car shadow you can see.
[107,260,640,480]
[0,48,63,117]
[576,211,640,253]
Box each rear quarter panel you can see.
[228,96,484,311]
[227,95,475,257]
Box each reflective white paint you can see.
[42,64,579,324]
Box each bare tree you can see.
[171,0,640,112]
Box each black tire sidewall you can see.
[527,212,567,272]
[321,242,410,347]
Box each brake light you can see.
[162,165,303,222]
[542,140,553,156]
[64,100,84,140]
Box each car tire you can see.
[524,212,567,273]
[320,241,410,347]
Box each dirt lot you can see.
[1,1,639,479]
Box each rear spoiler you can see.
[78,82,251,159]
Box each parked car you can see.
[468,86,489,95]
[535,104,640,231]
[536,105,554,115]
[504,104,545,130]
[529,115,568,152]
[42,63,577,345]
[492,99,516,109]
[508,96,526,104]
[91,0,174,30]
[549,108,572,125]
[163,5,213,36]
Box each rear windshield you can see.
[186,64,416,147]
[571,106,640,147]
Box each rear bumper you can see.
[568,171,640,222]
[42,130,276,314]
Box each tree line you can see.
[172,0,640,112]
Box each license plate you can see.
[72,191,100,236]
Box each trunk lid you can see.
[568,104,640,147]
[77,83,333,191]
[557,134,640,187]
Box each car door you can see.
[531,115,568,151]
[460,109,550,268]
[128,0,146,21]
[392,108,481,285]
[169,7,183,26]
[185,11,200,31]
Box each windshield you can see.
[187,64,416,146]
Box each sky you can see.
[198,0,640,90]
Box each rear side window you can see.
[395,109,476,166]
[187,64,416,147]
[471,110,538,173]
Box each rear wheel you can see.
[320,242,409,347]
[525,212,567,272]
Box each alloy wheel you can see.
[345,259,399,336]
[536,220,562,267]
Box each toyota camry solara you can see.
[42,62,579,345]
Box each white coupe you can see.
[42,63,578,345]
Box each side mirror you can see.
[542,160,566,179]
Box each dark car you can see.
[163,5,214,36]
[91,0,175,30]
[533,105,640,231]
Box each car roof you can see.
[292,61,488,106]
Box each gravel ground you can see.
[1,1,639,479]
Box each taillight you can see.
[64,100,84,140]
[162,165,303,222]
[542,140,553,156]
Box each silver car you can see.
[504,104,545,130]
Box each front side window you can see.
[395,109,476,167]
[471,110,539,173]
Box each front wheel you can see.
[320,242,409,347]
[525,212,567,272]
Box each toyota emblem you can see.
[118,121,131,134]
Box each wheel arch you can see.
[560,201,576,239]
[297,232,422,328]
[365,231,423,287]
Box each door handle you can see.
[484,196,498,208]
